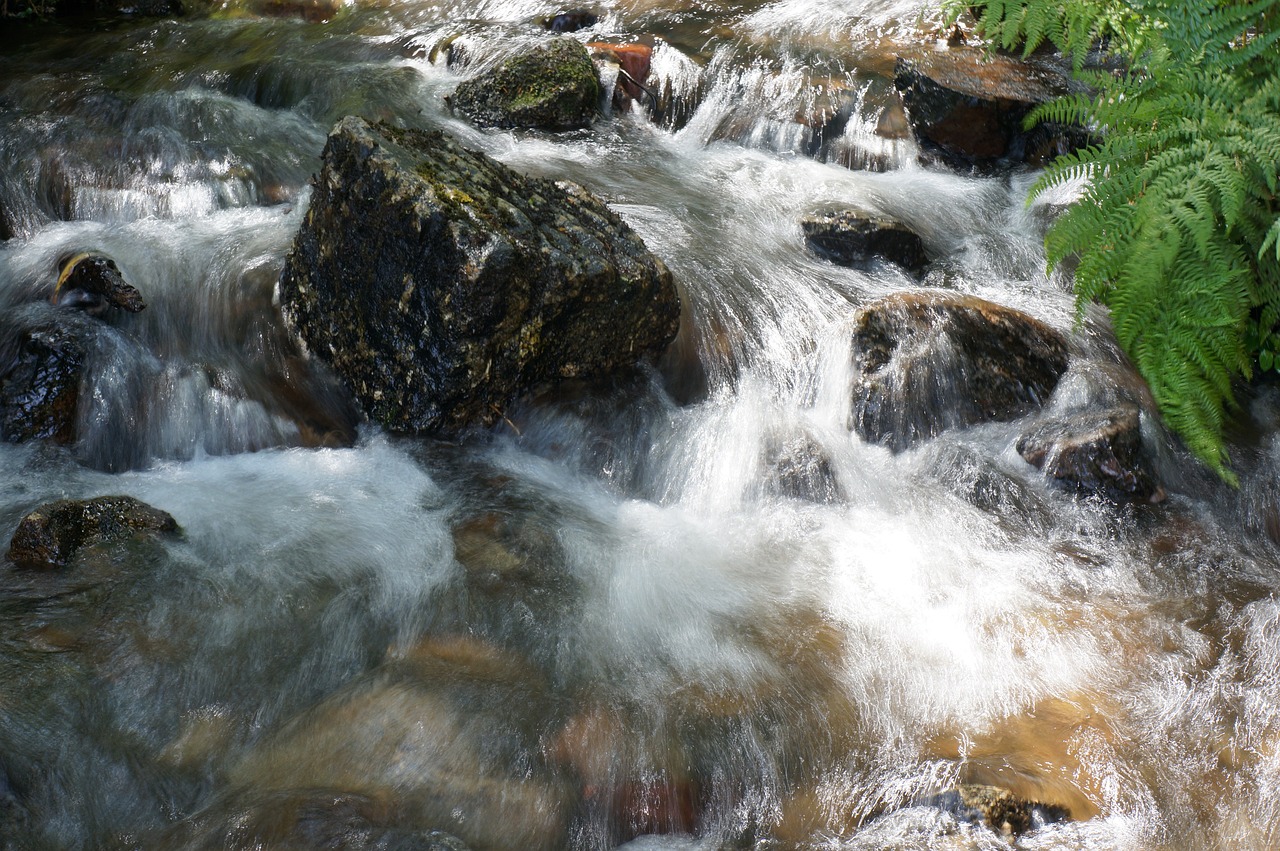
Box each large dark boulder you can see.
[801,210,927,274]
[1017,405,1164,503]
[850,291,1069,450]
[6,495,180,570]
[449,37,600,130]
[278,117,680,436]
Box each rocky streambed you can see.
[3,2,1280,850]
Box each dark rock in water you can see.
[0,318,87,445]
[801,210,927,274]
[278,116,680,437]
[850,291,1069,450]
[449,37,600,130]
[53,253,146,316]
[6,495,180,570]
[922,784,1070,836]
[544,9,598,32]
[893,51,1091,169]
[0,202,12,242]
[762,432,843,503]
[1018,405,1164,504]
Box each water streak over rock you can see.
[1018,405,1164,503]
[278,117,680,436]
[850,291,1069,450]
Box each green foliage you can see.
[946,0,1280,480]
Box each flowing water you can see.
[3,1,1280,849]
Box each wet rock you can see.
[53,253,146,316]
[5,496,180,570]
[761,432,843,503]
[278,116,680,437]
[588,41,653,110]
[850,291,1069,450]
[448,37,600,130]
[893,49,1091,170]
[921,784,1070,837]
[0,201,13,242]
[544,9,598,32]
[801,210,927,274]
[0,316,87,445]
[1017,405,1164,503]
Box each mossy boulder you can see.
[278,117,679,436]
[448,36,600,130]
[850,291,1069,450]
[6,496,180,570]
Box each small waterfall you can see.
[1,1,1279,849]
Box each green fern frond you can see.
[957,0,1279,478]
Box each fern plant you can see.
[946,0,1280,481]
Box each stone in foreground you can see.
[278,116,680,436]
[449,37,600,130]
[1017,405,1164,504]
[850,291,1069,450]
[6,495,180,570]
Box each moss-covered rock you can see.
[449,36,600,130]
[278,116,680,436]
[6,495,180,570]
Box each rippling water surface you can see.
[3,1,1280,849]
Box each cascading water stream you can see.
[2,2,1280,849]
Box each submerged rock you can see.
[449,37,600,130]
[278,116,680,436]
[1017,405,1164,503]
[53,253,146,316]
[850,291,1069,450]
[217,636,572,851]
[5,495,180,570]
[156,789,474,851]
[893,49,1090,169]
[921,784,1070,837]
[801,210,927,274]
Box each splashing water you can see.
[2,1,1280,849]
